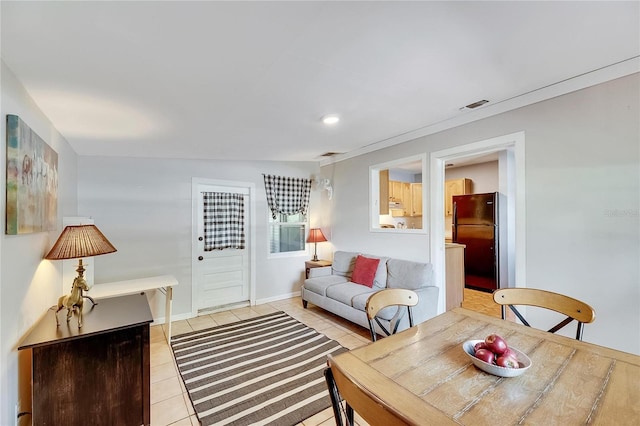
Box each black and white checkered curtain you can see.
[263,174,312,219]
[203,192,245,251]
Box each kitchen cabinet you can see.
[389,180,405,217]
[388,180,422,217]
[379,170,389,215]
[445,178,472,216]
[389,180,404,202]
[445,243,466,310]
[410,183,422,216]
[400,183,410,215]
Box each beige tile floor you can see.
[151,297,373,426]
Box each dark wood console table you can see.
[18,293,153,426]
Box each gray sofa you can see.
[302,251,439,335]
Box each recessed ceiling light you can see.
[322,114,340,125]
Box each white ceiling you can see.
[1,1,638,162]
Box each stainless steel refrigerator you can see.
[452,192,499,292]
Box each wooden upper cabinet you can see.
[389,180,403,202]
[410,183,422,216]
[444,178,472,216]
[388,180,405,217]
[387,179,423,217]
[401,182,410,214]
[379,170,389,215]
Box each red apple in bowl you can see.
[474,341,488,352]
[474,348,495,364]
[496,354,520,368]
[485,334,508,355]
[502,347,517,359]
[463,339,531,377]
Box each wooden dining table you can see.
[328,307,639,425]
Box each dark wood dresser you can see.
[18,293,153,426]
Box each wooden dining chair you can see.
[365,289,418,342]
[493,288,596,340]
[325,356,411,426]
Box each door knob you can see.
[198,236,203,241]
[198,256,203,261]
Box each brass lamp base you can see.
[53,259,97,328]
[72,259,98,306]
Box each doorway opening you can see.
[430,132,526,314]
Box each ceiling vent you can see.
[462,99,489,109]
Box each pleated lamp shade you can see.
[306,228,327,261]
[45,225,117,260]
[306,228,328,243]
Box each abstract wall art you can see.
[5,115,58,234]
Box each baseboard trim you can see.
[154,292,303,324]
[151,311,194,325]
[255,291,301,305]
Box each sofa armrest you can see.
[308,266,332,278]
[412,286,440,324]
[386,286,440,334]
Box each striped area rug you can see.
[171,311,347,426]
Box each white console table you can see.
[89,274,178,342]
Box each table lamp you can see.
[45,224,117,306]
[307,228,327,261]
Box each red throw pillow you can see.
[351,255,380,288]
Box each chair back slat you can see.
[493,288,595,340]
[366,289,418,342]
[366,289,418,320]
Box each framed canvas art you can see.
[5,115,58,234]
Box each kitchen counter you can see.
[445,242,465,248]
[445,243,466,310]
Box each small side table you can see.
[305,259,332,279]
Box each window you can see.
[370,154,427,233]
[269,212,307,254]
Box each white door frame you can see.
[429,131,526,314]
[191,178,257,316]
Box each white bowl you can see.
[462,340,532,378]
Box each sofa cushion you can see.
[387,258,433,290]
[304,275,349,296]
[331,251,358,279]
[361,253,389,289]
[326,282,377,307]
[351,255,380,287]
[351,292,397,320]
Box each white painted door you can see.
[194,184,250,312]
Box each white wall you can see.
[77,157,321,319]
[322,73,640,355]
[0,61,79,425]
[445,161,499,194]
